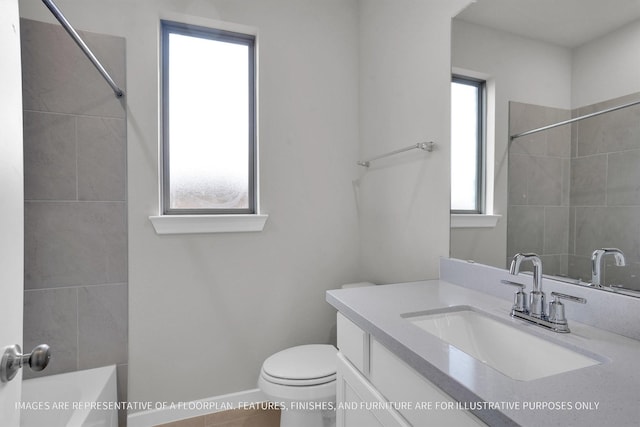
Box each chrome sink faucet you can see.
[509,253,545,318]
[591,248,626,288]
[503,252,587,333]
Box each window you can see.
[451,75,485,214]
[161,20,256,215]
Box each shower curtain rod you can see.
[42,0,124,98]
[510,98,640,140]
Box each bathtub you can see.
[21,365,118,427]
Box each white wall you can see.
[16,0,501,410]
[358,0,473,284]
[572,19,640,108]
[0,1,24,425]
[19,0,361,406]
[450,19,572,268]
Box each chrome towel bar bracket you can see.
[357,141,435,167]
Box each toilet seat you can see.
[261,369,336,387]
[261,344,337,384]
[258,344,338,426]
[259,344,337,400]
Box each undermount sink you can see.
[402,306,602,381]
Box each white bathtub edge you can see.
[127,388,267,427]
[21,365,118,427]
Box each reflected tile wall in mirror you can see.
[508,102,571,278]
[508,94,640,291]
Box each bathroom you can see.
[1,0,639,426]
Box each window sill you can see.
[149,214,268,235]
[450,214,501,229]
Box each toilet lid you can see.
[262,344,337,382]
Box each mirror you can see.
[450,0,640,295]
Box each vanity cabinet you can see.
[336,353,409,427]
[336,313,486,427]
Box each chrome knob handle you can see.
[25,344,51,372]
[1,344,51,382]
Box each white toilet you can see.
[258,344,337,427]
[258,283,374,427]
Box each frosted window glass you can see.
[163,25,254,213]
[451,81,480,212]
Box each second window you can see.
[451,75,485,214]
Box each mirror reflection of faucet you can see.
[591,248,626,289]
[504,253,586,333]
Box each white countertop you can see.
[326,279,640,427]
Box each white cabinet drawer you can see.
[337,312,369,374]
[370,339,487,427]
[336,353,410,427]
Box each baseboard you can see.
[127,388,268,427]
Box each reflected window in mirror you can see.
[451,76,485,214]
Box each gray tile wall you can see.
[507,102,571,278]
[508,94,640,291]
[569,93,640,290]
[21,19,128,425]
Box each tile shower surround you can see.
[508,93,640,290]
[21,18,128,425]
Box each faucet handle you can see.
[548,292,587,331]
[501,280,528,313]
[550,292,587,304]
[500,279,525,289]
